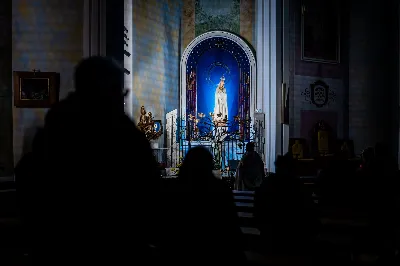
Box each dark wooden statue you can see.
[336,139,355,159]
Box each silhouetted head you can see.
[74,56,125,112]
[373,142,398,172]
[178,146,214,181]
[246,142,255,152]
[361,147,375,164]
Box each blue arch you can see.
[186,36,251,131]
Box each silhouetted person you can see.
[360,147,375,171]
[235,142,264,190]
[367,143,398,263]
[254,153,319,254]
[16,56,160,265]
[15,128,45,219]
[159,146,246,264]
[317,158,355,208]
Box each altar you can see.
[162,31,266,170]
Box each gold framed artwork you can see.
[13,71,60,108]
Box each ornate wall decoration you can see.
[195,0,240,37]
[302,80,336,108]
[183,0,254,50]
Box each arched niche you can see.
[180,31,256,126]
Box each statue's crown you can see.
[220,76,225,81]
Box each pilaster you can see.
[255,0,283,172]
[83,0,107,57]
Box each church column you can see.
[124,0,133,118]
[83,0,107,57]
[255,0,283,172]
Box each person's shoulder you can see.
[45,93,78,125]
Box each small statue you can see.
[137,107,163,140]
[292,139,304,159]
[340,141,351,158]
[144,112,155,135]
[147,112,153,124]
[138,106,147,127]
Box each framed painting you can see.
[301,0,340,63]
[13,71,60,108]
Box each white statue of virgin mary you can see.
[213,76,228,124]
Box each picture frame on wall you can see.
[301,0,340,63]
[13,71,60,108]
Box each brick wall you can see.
[12,0,83,165]
[131,0,182,140]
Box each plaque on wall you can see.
[13,70,60,108]
[302,80,336,108]
[301,0,340,63]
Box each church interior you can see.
[0,0,399,265]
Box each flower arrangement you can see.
[170,156,183,176]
